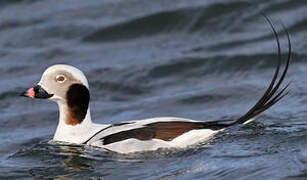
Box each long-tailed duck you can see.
[21,18,291,154]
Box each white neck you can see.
[53,101,103,144]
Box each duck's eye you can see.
[56,75,66,83]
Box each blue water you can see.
[0,0,307,179]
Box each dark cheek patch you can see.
[66,84,90,125]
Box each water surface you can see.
[0,0,307,179]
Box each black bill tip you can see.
[20,85,53,99]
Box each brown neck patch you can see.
[66,108,82,126]
[65,83,90,126]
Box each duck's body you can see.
[21,18,291,154]
[55,116,223,154]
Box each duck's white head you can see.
[22,64,91,126]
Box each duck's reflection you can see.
[29,142,108,179]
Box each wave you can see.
[147,54,283,78]
[82,1,251,43]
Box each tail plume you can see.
[231,15,291,125]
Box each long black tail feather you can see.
[231,15,291,126]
